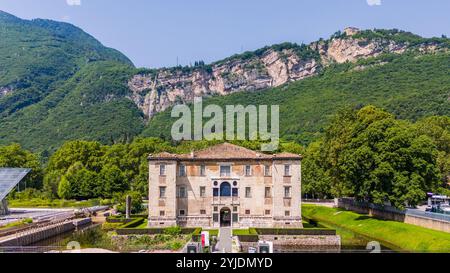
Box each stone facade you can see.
[148,143,302,228]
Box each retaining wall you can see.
[337,198,450,233]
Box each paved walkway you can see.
[216,227,232,253]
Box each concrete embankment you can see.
[0,218,92,247]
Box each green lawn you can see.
[0,218,32,230]
[8,198,112,208]
[302,204,450,253]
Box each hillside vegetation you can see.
[143,51,450,144]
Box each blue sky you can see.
[0,0,449,68]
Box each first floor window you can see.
[213,188,219,197]
[265,210,271,215]
[200,209,206,215]
[200,186,206,197]
[159,186,166,198]
[285,211,290,217]
[232,188,238,197]
[159,210,165,216]
[245,209,251,215]
[265,187,272,198]
[178,186,187,198]
[245,187,251,198]
[284,186,291,198]
[264,165,271,176]
[179,209,186,216]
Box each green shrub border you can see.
[116,226,201,236]
[119,218,145,228]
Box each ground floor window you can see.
[232,213,239,223]
[213,213,219,222]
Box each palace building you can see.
[147,143,302,228]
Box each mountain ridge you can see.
[0,10,448,154]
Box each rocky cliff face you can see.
[128,47,319,119]
[127,27,445,119]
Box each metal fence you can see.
[405,209,450,223]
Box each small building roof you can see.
[148,143,302,161]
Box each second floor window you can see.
[220,165,231,177]
[160,164,166,176]
[264,165,271,176]
[284,165,291,176]
[245,165,252,176]
[200,164,206,176]
[179,164,186,177]
[159,186,166,198]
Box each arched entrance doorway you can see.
[220,207,231,227]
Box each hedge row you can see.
[255,228,336,236]
[116,226,201,235]
[234,228,336,242]
[119,218,145,228]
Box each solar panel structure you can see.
[0,168,31,201]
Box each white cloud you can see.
[66,0,81,6]
[367,0,382,6]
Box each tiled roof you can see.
[149,143,302,161]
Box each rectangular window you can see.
[264,165,271,176]
[232,188,238,197]
[213,213,219,222]
[285,211,290,217]
[200,186,206,197]
[159,210,165,216]
[284,186,291,198]
[245,187,251,198]
[178,186,187,198]
[200,210,206,215]
[284,165,291,176]
[245,165,252,176]
[245,210,250,215]
[159,186,166,198]
[232,213,239,223]
[160,164,166,176]
[200,164,206,176]
[265,187,272,198]
[179,209,186,216]
[220,165,231,177]
[213,188,219,197]
[233,206,238,212]
[179,164,186,177]
[214,206,218,212]
[265,210,271,215]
